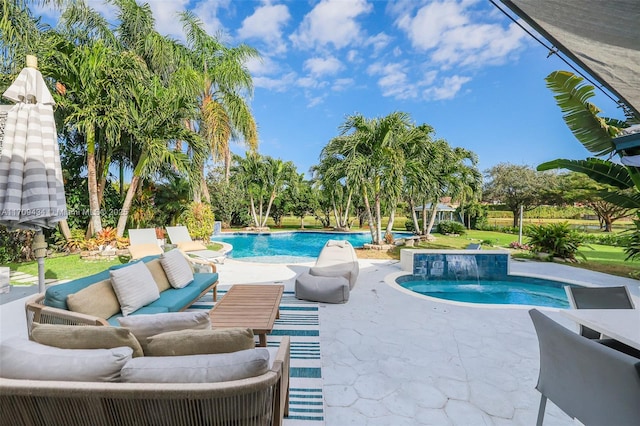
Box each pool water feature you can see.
[211,231,409,263]
[396,274,574,308]
[398,249,578,307]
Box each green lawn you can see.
[8,242,224,284]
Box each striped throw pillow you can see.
[110,262,160,316]
[160,249,194,289]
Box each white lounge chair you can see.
[127,228,163,260]
[166,226,226,264]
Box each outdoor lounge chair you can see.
[564,285,635,339]
[166,226,226,264]
[528,309,640,425]
[127,228,163,260]
[308,239,359,289]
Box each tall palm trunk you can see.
[425,201,439,235]
[261,191,277,228]
[361,188,376,244]
[341,190,353,229]
[408,198,420,235]
[58,219,72,241]
[374,192,382,244]
[115,150,149,237]
[224,149,232,183]
[116,174,141,237]
[86,125,102,236]
[421,201,428,235]
[386,206,396,235]
[249,197,259,227]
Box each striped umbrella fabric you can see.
[0,66,67,230]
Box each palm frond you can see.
[545,71,619,156]
[538,157,634,189]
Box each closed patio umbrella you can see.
[0,55,67,293]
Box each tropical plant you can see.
[538,70,640,258]
[437,221,466,235]
[179,202,215,241]
[525,222,585,261]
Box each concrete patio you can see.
[1,257,638,425]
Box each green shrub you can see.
[525,222,585,260]
[437,221,466,235]
[405,219,415,233]
[576,232,630,247]
[178,202,215,241]
[624,212,640,261]
[0,227,35,262]
[476,223,519,234]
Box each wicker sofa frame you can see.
[0,337,290,426]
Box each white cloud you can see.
[346,50,359,63]
[367,62,416,99]
[191,0,231,39]
[365,32,392,55]
[304,56,343,77]
[290,0,372,50]
[307,94,326,108]
[297,77,319,88]
[146,0,193,39]
[245,56,280,76]
[424,75,471,100]
[238,3,291,54]
[253,72,297,92]
[332,78,354,92]
[395,0,526,69]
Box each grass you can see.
[7,242,224,284]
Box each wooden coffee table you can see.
[209,284,284,347]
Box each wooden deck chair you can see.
[166,226,226,264]
[127,228,163,260]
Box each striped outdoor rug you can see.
[189,288,325,425]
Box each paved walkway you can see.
[1,258,638,425]
[0,270,68,305]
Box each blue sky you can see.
[36,0,626,178]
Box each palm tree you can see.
[114,72,205,237]
[322,112,415,244]
[234,153,297,229]
[180,11,260,193]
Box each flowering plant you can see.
[509,241,530,250]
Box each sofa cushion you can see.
[160,249,194,288]
[44,270,111,309]
[145,259,172,292]
[117,311,210,353]
[66,279,121,319]
[176,240,207,252]
[110,262,160,316]
[146,328,255,356]
[128,243,163,260]
[107,306,170,326]
[120,348,269,383]
[146,285,203,312]
[0,338,132,382]
[31,323,144,358]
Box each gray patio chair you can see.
[166,226,226,264]
[127,228,163,260]
[564,285,635,339]
[529,309,640,426]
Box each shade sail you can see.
[499,0,640,118]
[0,66,67,230]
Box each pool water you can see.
[212,231,408,263]
[397,275,574,308]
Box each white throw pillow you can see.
[109,261,160,316]
[0,338,132,382]
[160,249,194,288]
[118,311,210,353]
[120,348,270,383]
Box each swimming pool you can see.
[212,231,409,263]
[396,274,575,308]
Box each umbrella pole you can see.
[33,230,47,293]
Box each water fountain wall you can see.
[401,250,509,280]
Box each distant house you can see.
[413,203,463,224]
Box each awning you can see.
[499,0,640,118]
